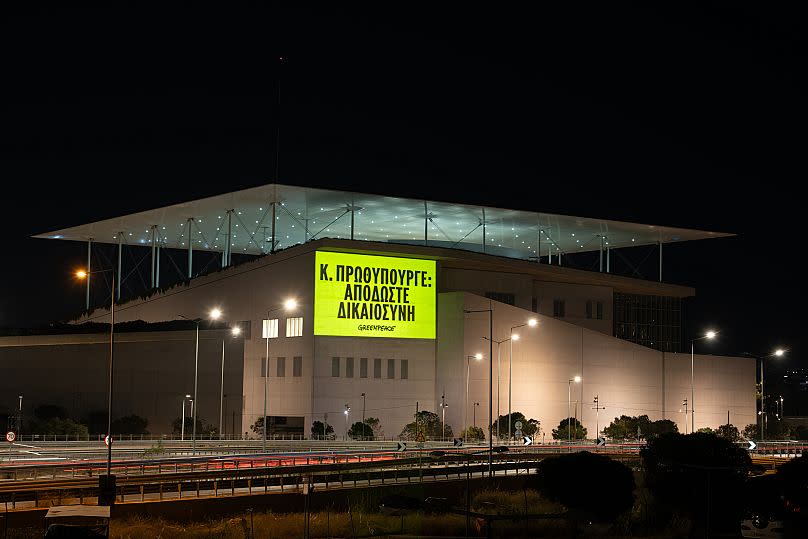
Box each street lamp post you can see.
[220,326,241,439]
[440,392,448,441]
[690,330,717,433]
[568,376,581,442]
[75,267,116,479]
[344,404,351,440]
[464,353,482,444]
[682,399,688,434]
[473,402,479,429]
[755,348,786,441]
[361,392,366,440]
[262,298,297,451]
[464,307,494,477]
[179,308,222,455]
[508,318,537,441]
[181,394,191,441]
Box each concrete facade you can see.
[1,239,755,440]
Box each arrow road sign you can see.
[522,436,533,446]
[747,440,757,451]
[453,438,463,447]
[397,441,407,452]
[597,437,606,447]
[5,431,15,443]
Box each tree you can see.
[34,404,68,422]
[348,421,374,439]
[311,420,333,439]
[83,410,108,434]
[742,423,760,440]
[697,427,714,434]
[534,451,635,523]
[716,423,740,442]
[552,418,587,440]
[42,418,89,437]
[365,417,383,438]
[173,416,215,436]
[460,426,484,441]
[603,414,653,440]
[491,412,540,438]
[111,415,149,435]
[647,419,678,437]
[399,410,452,440]
[641,432,753,537]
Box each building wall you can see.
[533,281,613,335]
[437,293,756,441]
[0,331,245,435]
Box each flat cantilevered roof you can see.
[34,183,732,260]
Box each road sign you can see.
[596,437,606,447]
[415,431,426,443]
[514,420,523,430]
[747,440,757,451]
[515,429,522,439]
[522,436,532,446]
[5,431,15,443]
[453,438,463,447]
[396,441,407,452]
[104,435,111,447]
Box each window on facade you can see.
[373,358,381,379]
[331,357,340,377]
[286,317,303,337]
[531,297,538,313]
[346,357,354,378]
[401,359,409,379]
[276,357,286,377]
[360,358,368,378]
[596,301,604,320]
[262,319,279,339]
[586,300,593,319]
[260,357,268,377]
[293,356,302,377]
[553,299,565,318]
[485,291,515,305]
[387,358,395,379]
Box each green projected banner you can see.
[314,251,436,339]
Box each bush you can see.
[459,426,484,441]
[534,451,635,522]
[42,418,89,437]
[399,411,452,440]
[551,418,586,440]
[311,420,334,438]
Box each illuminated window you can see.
[360,358,368,378]
[276,357,286,378]
[373,358,381,379]
[346,357,354,378]
[331,357,340,377]
[401,359,409,379]
[387,358,395,379]
[262,319,279,339]
[286,317,303,337]
[293,356,302,377]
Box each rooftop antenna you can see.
[275,56,285,182]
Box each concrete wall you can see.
[437,293,756,441]
[0,330,244,435]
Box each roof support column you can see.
[558,250,562,266]
[548,242,552,265]
[424,200,428,246]
[606,247,610,273]
[85,238,92,311]
[117,233,123,301]
[599,236,604,272]
[350,205,355,240]
[270,202,276,253]
[658,241,663,282]
[187,218,194,279]
[150,225,157,288]
[155,243,160,288]
[537,228,542,264]
[222,209,233,268]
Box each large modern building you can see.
[1,184,755,440]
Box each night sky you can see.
[1,6,804,401]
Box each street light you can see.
[344,404,351,440]
[690,330,717,433]
[219,325,241,439]
[758,348,787,440]
[178,308,221,455]
[465,353,482,444]
[440,392,448,441]
[263,298,298,452]
[473,402,480,429]
[682,399,689,434]
[75,267,116,480]
[464,306,494,478]
[361,392,366,440]
[508,318,537,441]
[568,376,581,442]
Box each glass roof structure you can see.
[34,183,731,261]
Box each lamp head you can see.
[75,269,88,279]
[475,353,483,360]
[185,394,191,398]
[512,333,520,341]
[774,348,785,357]
[705,330,717,339]
[231,326,241,336]
[284,298,298,311]
[528,318,538,327]
[573,376,581,383]
[209,308,222,320]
